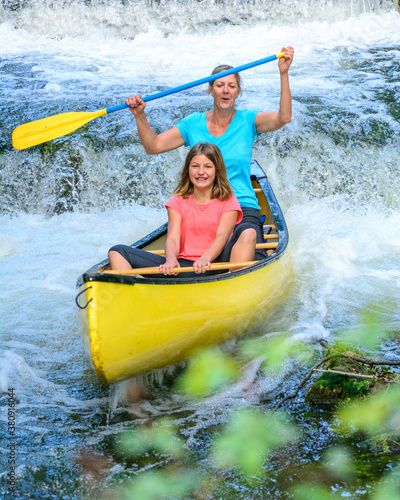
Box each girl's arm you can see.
[193,211,239,274]
[126,95,185,154]
[159,208,182,275]
[255,46,294,134]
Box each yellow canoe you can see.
[76,161,294,384]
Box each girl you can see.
[108,142,257,277]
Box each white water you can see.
[1,0,400,496]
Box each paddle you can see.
[12,52,285,150]
[102,260,258,275]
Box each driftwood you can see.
[274,349,400,410]
[313,368,375,379]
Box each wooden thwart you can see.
[102,260,258,275]
[147,241,278,256]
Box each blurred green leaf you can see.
[124,469,199,500]
[293,484,343,500]
[336,308,390,350]
[371,464,400,500]
[211,408,297,476]
[323,446,355,480]
[336,385,400,436]
[240,334,314,372]
[176,347,239,397]
[118,419,185,459]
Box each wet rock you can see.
[306,346,399,405]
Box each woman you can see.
[109,143,257,277]
[125,46,294,261]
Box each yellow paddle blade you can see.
[12,108,107,150]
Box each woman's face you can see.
[210,74,240,109]
[189,154,216,192]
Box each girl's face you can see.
[189,154,216,193]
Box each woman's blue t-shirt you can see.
[176,109,261,209]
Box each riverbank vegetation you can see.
[76,305,400,499]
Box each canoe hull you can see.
[77,249,293,383]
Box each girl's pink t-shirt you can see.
[165,194,243,260]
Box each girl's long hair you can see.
[173,142,233,201]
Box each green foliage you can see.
[327,342,365,357]
[176,347,239,397]
[314,372,344,389]
[117,419,185,459]
[292,484,343,500]
[371,465,400,500]
[210,408,297,476]
[293,463,400,500]
[336,308,391,350]
[124,469,199,500]
[337,385,400,437]
[323,446,355,480]
[240,333,314,372]
[313,371,370,397]
[340,376,371,397]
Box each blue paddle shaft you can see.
[105,53,281,115]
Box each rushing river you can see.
[1,0,400,498]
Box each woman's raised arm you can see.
[255,46,294,134]
[126,95,185,154]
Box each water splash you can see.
[1,0,397,37]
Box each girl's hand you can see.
[159,259,179,275]
[125,95,146,116]
[278,46,294,74]
[193,256,211,274]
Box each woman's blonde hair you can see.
[207,64,242,96]
[173,142,233,201]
